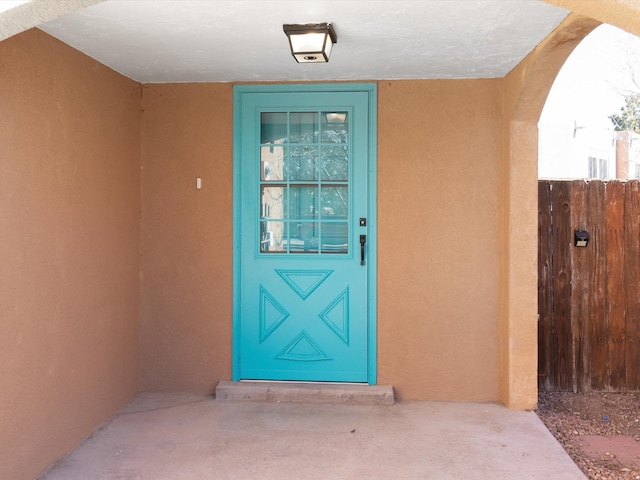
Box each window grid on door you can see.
[259,110,350,254]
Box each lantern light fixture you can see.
[283,23,337,63]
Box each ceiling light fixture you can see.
[283,23,337,63]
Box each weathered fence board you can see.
[538,181,553,391]
[538,180,640,392]
[569,180,589,392]
[552,181,573,391]
[606,181,625,390]
[588,181,607,391]
[625,182,640,390]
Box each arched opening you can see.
[502,12,600,408]
[536,20,640,399]
[539,24,640,180]
[504,1,640,408]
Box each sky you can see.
[538,24,640,179]
[0,1,31,15]
[540,24,640,132]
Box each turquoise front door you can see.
[233,84,377,383]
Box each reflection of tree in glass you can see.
[291,144,317,181]
[289,127,349,216]
[321,145,349,181]
[322,187,348,217]
[321,127,348,216]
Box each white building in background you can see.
[538,24,640,181]
[538,119,617,180]
[539,121,640,180]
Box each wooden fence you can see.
[538,180,640,392]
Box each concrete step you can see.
[215,381,395,405]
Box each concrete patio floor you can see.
[39,391,586,479]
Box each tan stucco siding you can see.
[0,29,141,480]
[140,83,234,393]
[377,80,502,400]
[8,2,640,475]
[138,80,502,401]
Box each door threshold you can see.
[239,379,368,386]
[216,380,394,405]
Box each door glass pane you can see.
[261,186,286,220]
[261,145,285,181]
[321,222,348,253]
[320,146,349,181]
[258,109,349,255]
[290,112,318,143]
[289,186,318,220]
[261,112,287,144]
[321,111,348,143]
[290,222,318,253]
[260,221,287,253]
[321,186,348,217]
[290,146,318,181]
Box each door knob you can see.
[360,235,366,265]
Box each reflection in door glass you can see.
[290,222,319,253]
[289,186,318,220]
[259,110,349,254]
[260,186,286,220]
[260,221,287,253]
[261,145,285,181]
[321,186,348,217]
[321,111,348,143]
[290,146,318,181]
[261,112,287,144]
[320,222,348,253]
[290,112,318,143]
[320,146,349,181]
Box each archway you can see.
[502,12,600,408]
[504,0,640,408]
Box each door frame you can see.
[232,83,378,384]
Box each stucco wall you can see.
[500,13,599,408]
[4,2,640,478]
[0,29,141,480]
[140,80,502,401]
[140,83,233,393]
[377,80,502,400]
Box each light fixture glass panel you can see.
[289,32,327,53]
[284,23,336,63]
[324,40,333,57]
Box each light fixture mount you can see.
[283,23,337,63]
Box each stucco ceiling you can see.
[26,0,571,83]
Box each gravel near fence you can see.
[536,391,640,480]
